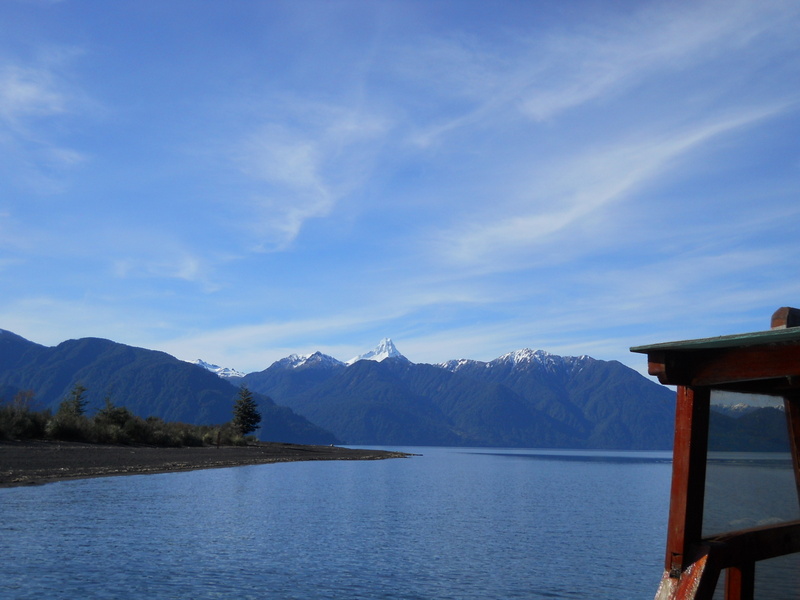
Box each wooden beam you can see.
[665,386,711,575]
[647,345,800,388]
[704,520,800,566]
[725,563,754,600]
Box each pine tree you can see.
[232,385,262,436]
[47,383,89,441]
[59,383,88,417]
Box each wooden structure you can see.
[631,307,800,600]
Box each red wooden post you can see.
[634,308,800,599]
[724,563,754,600]
[665,386,711,575]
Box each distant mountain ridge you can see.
[241,341,678,449]
[709,405,788,451]
[440,348,590,376]
[198,343,586,382]
[0,330,337,445]
[191,339,399,380]
[238,342,788,450]
[275,352,346,370]
[2,331,785,451]
[189,359,246,379]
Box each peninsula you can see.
[0,440,411,488]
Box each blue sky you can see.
[1,0,799,374]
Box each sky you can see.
[1,0,799,376]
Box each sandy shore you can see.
[0,440,411,488]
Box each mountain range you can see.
[0,329,337,445]
[1,331,786,450]
[238,343,677,449]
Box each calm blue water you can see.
[1,447,675,599]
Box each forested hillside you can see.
[244,349,678,449]
[0,330,338,445]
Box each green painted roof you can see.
[630,327,800,354]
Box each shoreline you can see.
[0,440,412,488]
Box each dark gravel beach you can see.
[0,440,411,488]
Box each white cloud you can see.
[239,127,323,191]
[232,102,390,250]
[236,125,333,249]
[0,64,67,123]
[434,102,794,269]
[112,248,220,292]
[403,0,799,146]
[0,53,91,192]
[516,1,777,121]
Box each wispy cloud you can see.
[517,1,794,121]
[113,253,219,291]
[433,102,794,270]
[238,126,334,249]
[0,51,91,192]
[232,100,390,250]
[402,0,799,146]
[0,64,68,123]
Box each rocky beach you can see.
[0,440,410,488]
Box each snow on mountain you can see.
[347,338,408,365]
[711,402,761,418]
[494,348,591,374]
[438,358,480,372]
[440,349,591,374]
[189,359,245,379]
[274,351,344,370]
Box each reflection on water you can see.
[705,453,798,533]
[466,449,673,465]
[704,452,800,599]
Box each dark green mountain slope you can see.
[283,359,464,446]
[0,330,337,444]
[246,349,677,449]
[709,406,788,452]
[243,352,346,400]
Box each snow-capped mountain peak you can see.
[347,338,408,365]
[440,349,591,375]
[438,358,480,372]
[494,348,591,373]
[189,359,245,379]
[499,348,547,364]
[275,352,344,370]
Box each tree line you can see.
[0,384,261,447]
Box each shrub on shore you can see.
[0,390,257,447]
[0,391,50,441]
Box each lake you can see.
[0,446,786,599]
[1,447,675,599]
